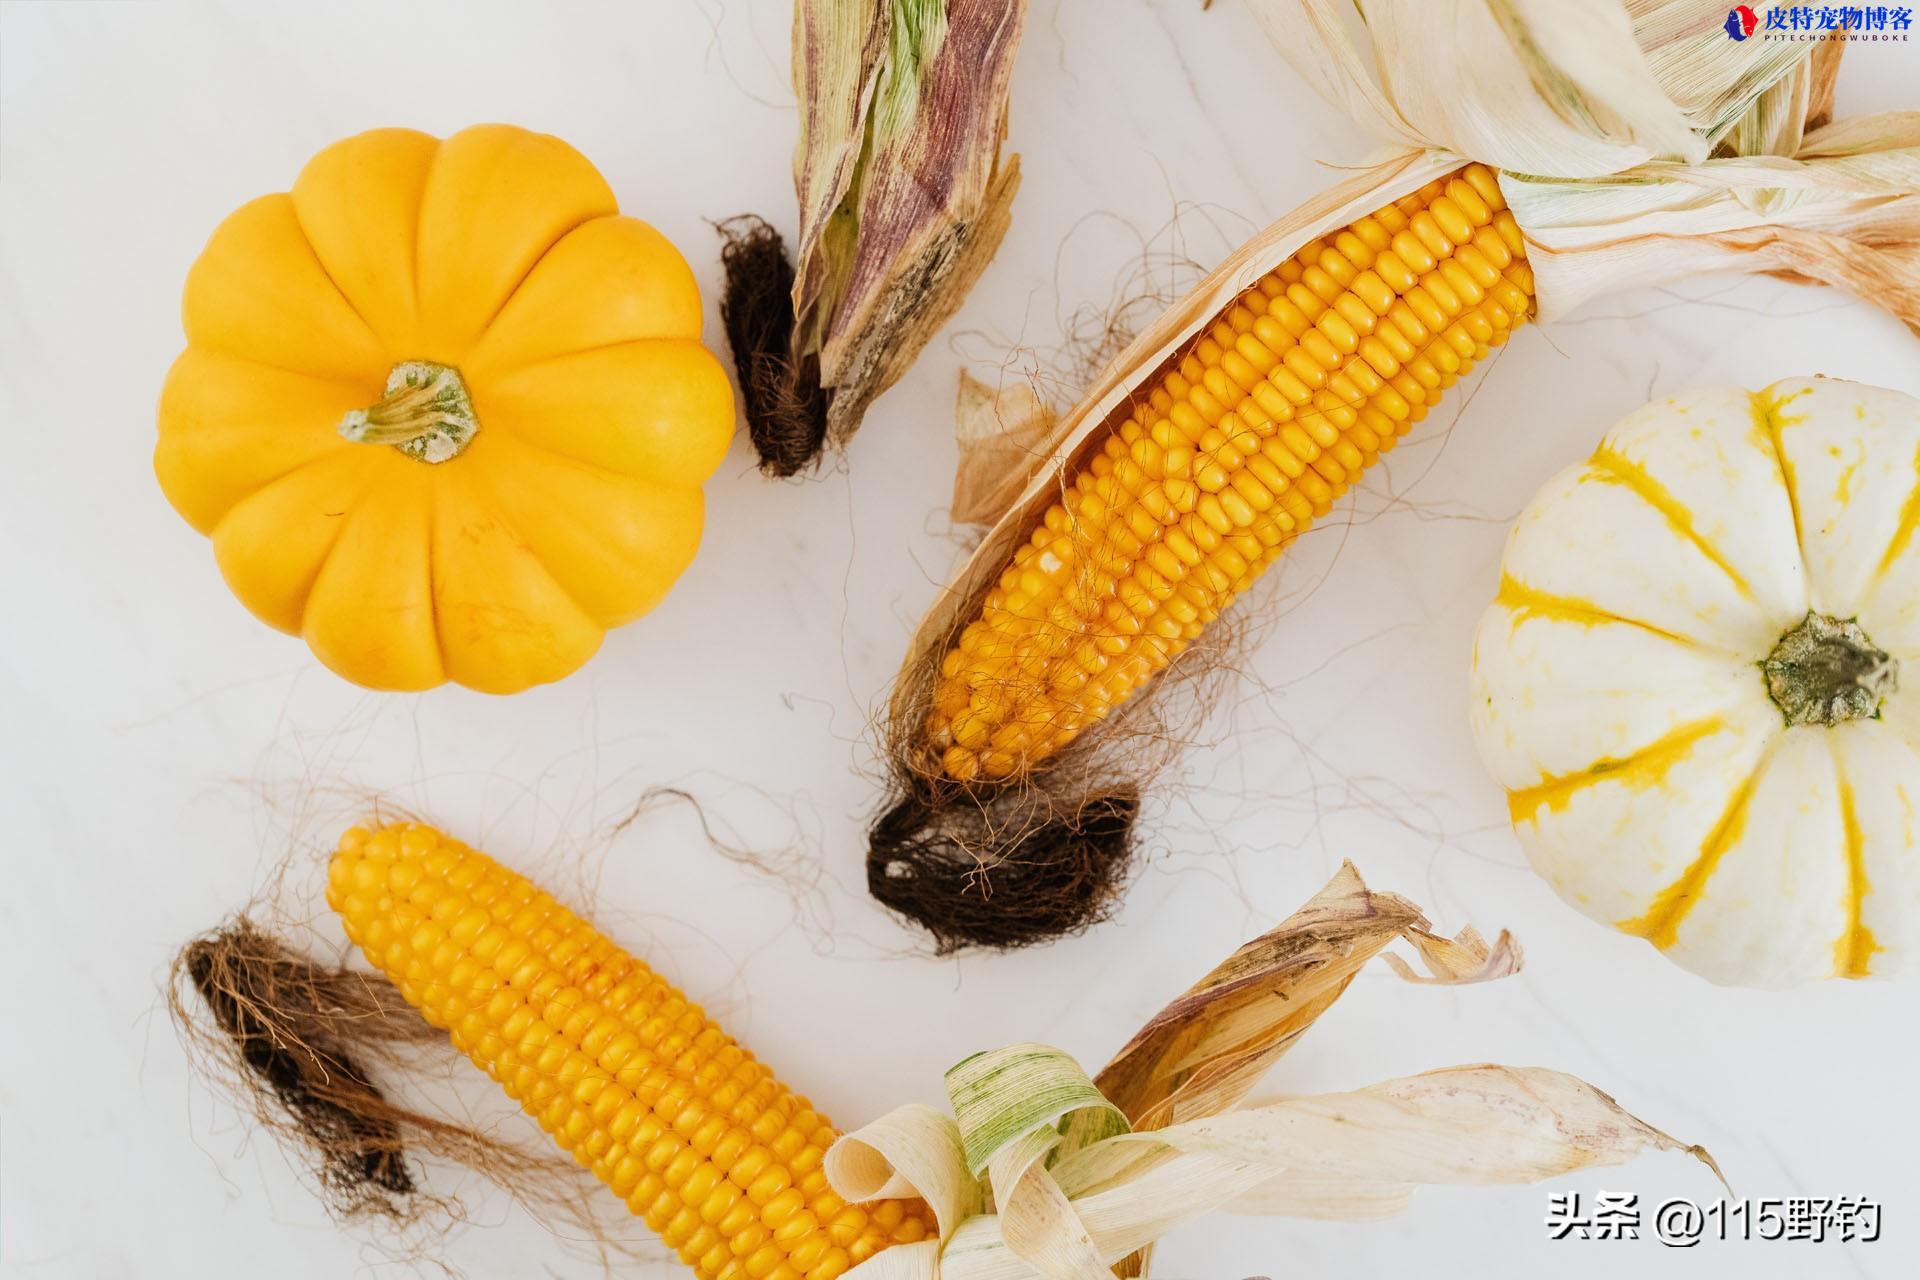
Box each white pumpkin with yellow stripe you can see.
[1471,377,1919,988]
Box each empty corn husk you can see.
[827,863,1713,1280]
[864,0,1920,951]
[719,0,1026,475]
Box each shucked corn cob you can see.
[927,164,1535,782]
[327,823,933,1280]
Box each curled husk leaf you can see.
[866,0,1920,950]
[827,864,1709,1280]
[719,0,1027,475]
[1092,862,1522,1132]
[950,371,1058,526]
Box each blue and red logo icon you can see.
[1725,4,1759,37]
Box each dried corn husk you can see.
[864,0,1919,951]
[1240,0,1920,333]
[951,371,1058,525]
[1511,113,1920,331]
[1092,863,1521,1132]
[826,865,1711,1280]
[719,0,1026,475]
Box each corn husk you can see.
[1250,0,1814,166]
[1092,863,1521,1133]
[1240,0,1920,333]
[826,865,1712,1280]
[722,0,1026,474]
[951,370,1058,526]
[1511,112,1920,331]
[1247,0,1704,175]
[1632,3,1822,149]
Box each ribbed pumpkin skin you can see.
[328,823,933,1280]
[1471,378,1920,988]
[926,164,1536,782]
[156,125,734,693]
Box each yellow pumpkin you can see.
[156,125,734,693]
[1471,378,1918,988]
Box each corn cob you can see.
[926,164,1535,782]
[327,823,933,1280]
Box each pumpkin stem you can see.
[1761,612,1898,727]
[337,361,478,463]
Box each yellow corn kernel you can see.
[927,164,1532,781]
[327,824,934,1280]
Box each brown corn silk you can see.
[175,923,425,1213]
[170,920,590,1235]
[867,7,1920,951]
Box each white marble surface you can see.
[3,2,1917,1277]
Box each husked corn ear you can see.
[928,164,1535,782]
[327,824,933,1280]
